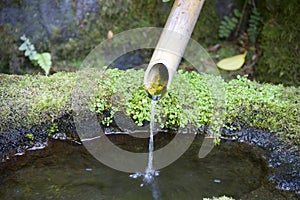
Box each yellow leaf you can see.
[217,51,247,71]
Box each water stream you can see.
[145,100,158,181]
[129,100,160,197]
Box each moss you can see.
[0,68,298,144]
[225,76,299,142]
[91,69,299,144]
[257,0,300,86]
[0,72,76,131]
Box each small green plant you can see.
[19,35,52,76]
[89,68,299,144]
[47,123,59,136]
[213,137,221,145]
[90,69,223,140]
[25,133,34,141]
[89,68,122,126]
[218,9,241,38]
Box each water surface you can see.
[0,134,268,199]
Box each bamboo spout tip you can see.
[144,63,169,100]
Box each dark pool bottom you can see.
[0,134,295,200]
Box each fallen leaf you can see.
[217,51,247,71]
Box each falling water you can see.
[130,100,159,182]
[144,100,157,182]
[130,100,160,199]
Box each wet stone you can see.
[236,126,300,194]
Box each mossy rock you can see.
[90,69,299,144]
[0,72,76,131]
[0,69,299,145]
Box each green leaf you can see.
[217,51,247,71]
[24,50,31,57]
[18,43,27,51]
[29,44,35,51]
[33,52,52,75]
[233,9,241,17]
[20,34,27,41]
[25,133,34,141]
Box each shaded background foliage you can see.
[0,0,218,74]
[0,0,299,86]
[256,0,300,86]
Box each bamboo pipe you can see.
[144,0,205,100]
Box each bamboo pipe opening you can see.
[144,63,169,100]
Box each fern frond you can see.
[247,8,261,44]
[218,9,241,39]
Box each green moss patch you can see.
[91,69,299,144]
[0,68,299,144]
[0,72,76,131]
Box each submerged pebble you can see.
[214,179,221,183]
[28,143,47,151]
